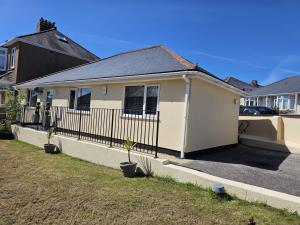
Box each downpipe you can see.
[181,75,191,159]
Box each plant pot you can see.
[44,144,57,154]
[0,131,14,140]
[120,162,137,178]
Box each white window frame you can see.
[10,47,16,69]
[68,88,92,112]
[122,84,160,118]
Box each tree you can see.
[0,90,24,132]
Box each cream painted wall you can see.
[186,78,240,152]
[40,79,185,151]
[34,78,241,153]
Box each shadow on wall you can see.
[193,145,290,171]
[239,118,277,141]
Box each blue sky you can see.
[1,0,300,85]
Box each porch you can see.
[244,93,300,114]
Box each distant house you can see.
[16,45,244,158]
[224,76,261,105]
[0,17,99,108]
[244,76,300,114]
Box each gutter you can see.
[181,74,191,159]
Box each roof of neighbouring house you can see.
[224,76,260,93]
[15,45,224,88]
[3,28,99,62]
[249,75,300,96]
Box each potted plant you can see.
[120,137,137,178]
[44,128,57,153]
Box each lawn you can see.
[0,140,299,225]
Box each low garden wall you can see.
[239,116,300,154]
[11,125,300,214]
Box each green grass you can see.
[0,140,299,225]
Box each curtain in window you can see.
[77,88,91,110]
[124,86,144,115]
[69,90,76,109]
[146,86,158,115]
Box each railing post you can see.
[109,109,115,147]
[154,111,160,158]
[54,107,58,135]
[78,108,82,140]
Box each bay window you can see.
[124,85,159,116]
[69,88,91,111]
[0,47,7,71]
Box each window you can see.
[69,89,76,109]
[0,47,7,71]
[27,90,37,107]
[124,85,159,116]
[69,88,91,111]
[45,90,53,106]
[0,92,5,105]
[10,47,16,69]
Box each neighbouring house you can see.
[224,76,261,105]
[0,17,99,111]
[15,45,244,158]
[244,76,300,114]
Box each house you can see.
[244,75,300,114]
[15,45,244,158]
[0,17,99,109]
[224,76,261,105]
[224,76,261,93]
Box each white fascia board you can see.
[193,71,246,96]
[14,71,192,89]
[249,92,300,97]
[4,38,94,62]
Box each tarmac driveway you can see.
[181,145,300,196]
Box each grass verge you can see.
[0,140,299,225]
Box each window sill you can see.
[121,114,158,121]
[66,109,91,115]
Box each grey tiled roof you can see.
[16,45,205,88]
[250,76,300,96]
[224,77,259,93]
[5,29,99,62]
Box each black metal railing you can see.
[19,106,160,157]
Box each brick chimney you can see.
[36,17,56,32]
[251,80,259,87]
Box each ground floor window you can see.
[0,92,5,105]
[27,90,37,107]
[69,88,91,111]
[124,85,159,115]
[45,90,53,106]
[245,97,256,106]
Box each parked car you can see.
[240,106,278,116]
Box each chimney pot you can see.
[36,17,56,32]
[251,80,258,87]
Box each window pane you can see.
[46,91,53,106]
[29,91,37,107]
[77,88,91,111]
[146,86,158,115]
[124,86,144,115]
[69,90,76,109]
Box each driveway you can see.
[181,145,300,197]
